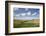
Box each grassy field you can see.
[13,19,40,28]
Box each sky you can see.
[13,7,40,20]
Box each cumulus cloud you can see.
[15,12,31,17]
[21,13,26,16]
[15,14,20,16]
[32,12,37,16]
[15,13,26,17]
[27,12,31,16]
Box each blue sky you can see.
[13,8,40,20]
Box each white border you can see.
[9,3,43,33]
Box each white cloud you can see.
[32,12,37,16]
[15,17,32,20]
[27,12,31,15]
[21,13,26,16]
[15,14,20,16]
